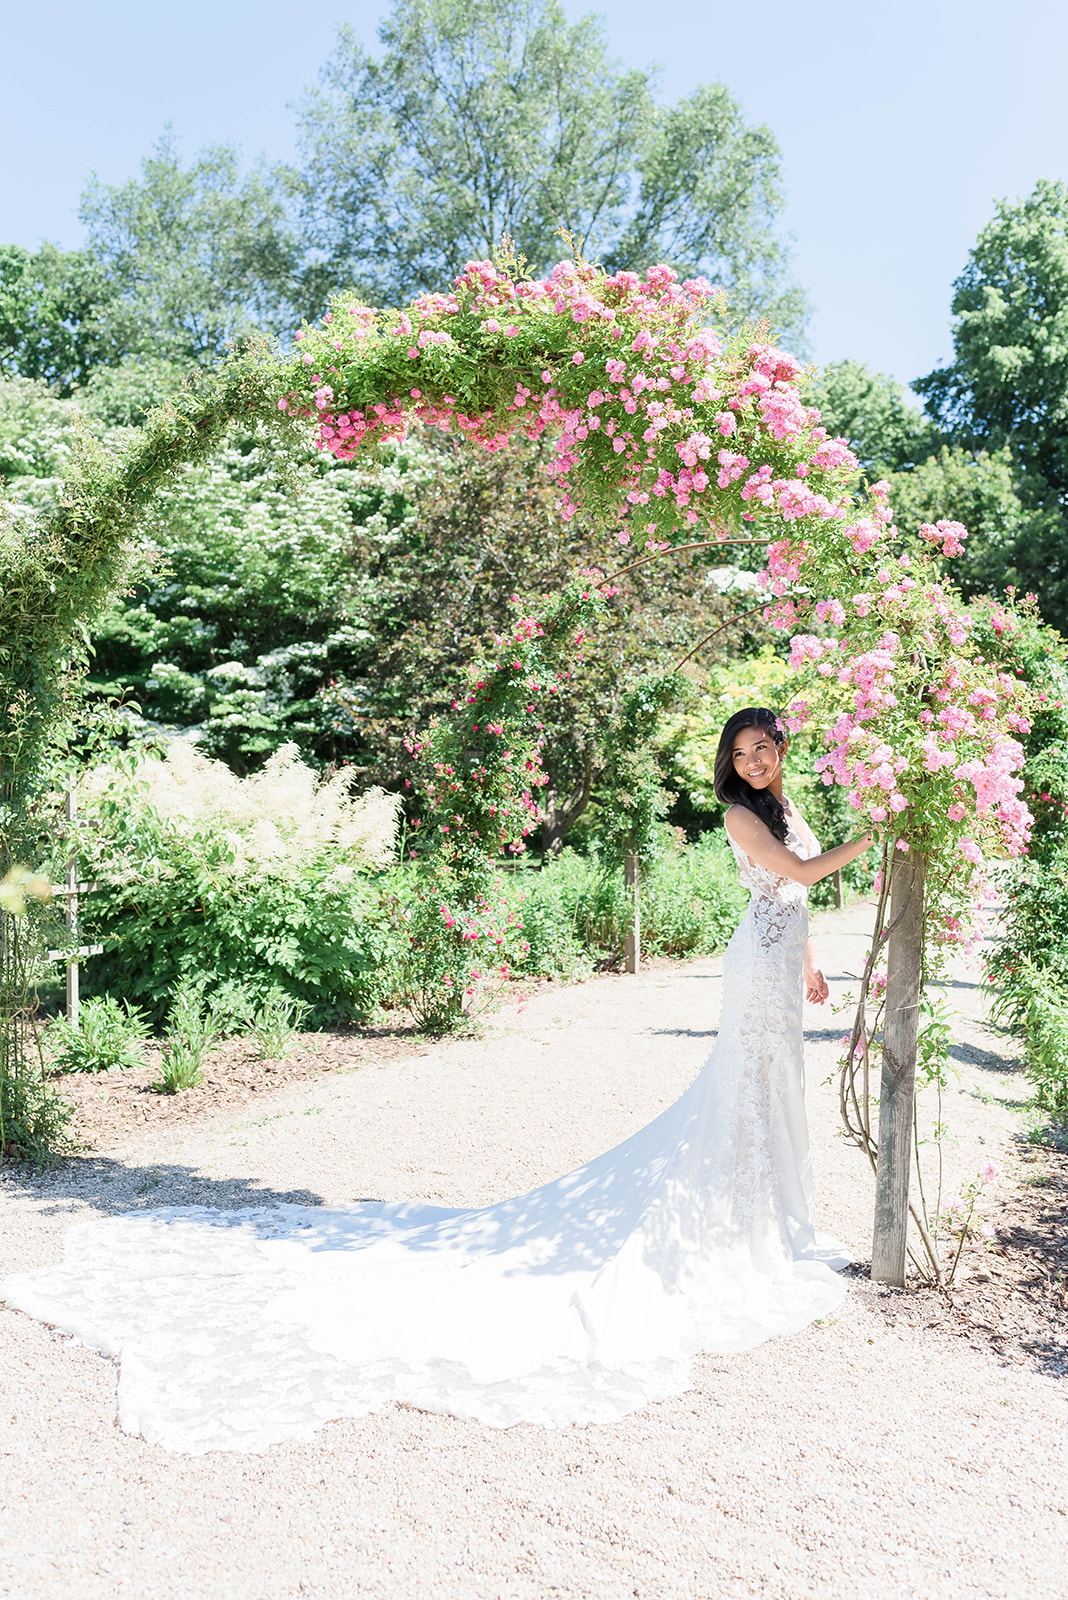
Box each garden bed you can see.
[851,1141,1068,1376]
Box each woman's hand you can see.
[804,948,829,1005]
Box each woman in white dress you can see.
[2,708,875,1455]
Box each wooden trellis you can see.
[46,789,101,1028]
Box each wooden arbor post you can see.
[871,845,926,1286]
[624,852,640,975]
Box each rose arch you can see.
[2,254,1036,1284]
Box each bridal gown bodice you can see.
[3,801,849,1455]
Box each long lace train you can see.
[2,813,849,1455]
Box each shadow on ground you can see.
[0,1155,324,1218]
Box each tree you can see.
[0,243,118,395]
[329,429,760,849]
[292,0,806,343]
[78,411,759,835]
[915,179,1068,630]
[885,444,1063,615]
[77,130,303,369]
[915,179,1068,494]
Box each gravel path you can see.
[2,902,1065,1600]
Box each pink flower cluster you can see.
[283,257,863,553]
[919,520,969,558]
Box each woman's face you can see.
[731,724,786,790]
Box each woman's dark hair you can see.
[713,707,789,842]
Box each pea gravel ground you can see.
[2,902,1066,1600]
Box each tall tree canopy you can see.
[293,0,807,343]
[915,179,1068,631]
[805,360,940,476]
[78,131,304,369]
[915,179,1068,496]
[0,243,117,395]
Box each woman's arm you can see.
[724,804,875,887]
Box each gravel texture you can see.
[2,901,1066,1600]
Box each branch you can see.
[671,604,769,672]
[596,537,771,589]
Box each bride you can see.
[3,707,875,1455]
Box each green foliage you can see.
[152,981,217,1092]
[915,178,1068,492]
[80,747,398,1028]
[87,431,371,770]
[293,0,806,343]
[597,673,687,867]
[885,445,1057,605]
[990,959,1068,1116]
[78,131,304,368]
[0,375,78,508]
[48,995,149,1074]
[806,360,940,475]
[246,989,310,1060]
[404,581,610,887]
[915,179,1068,632]
[0,1059,77,1164]
[0,243,118,395]
[977,598,1068,1111]
[516,831,746,961]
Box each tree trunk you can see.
[871,846,926,1287]
[538,746,593,856]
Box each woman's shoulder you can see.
[724,804,763,842]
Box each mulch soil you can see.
[51,1028,433,1147]
[850,1142,1068,1379]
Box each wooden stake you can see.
[65,789,79,1029]
[871,846,926,1286]
[624,853,640,975]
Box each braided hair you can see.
[713,707,789,843]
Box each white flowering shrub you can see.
[81,743,401,1024]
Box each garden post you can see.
[871,845,926,1286]
[624,853,640,974]
[65,789,79,1029]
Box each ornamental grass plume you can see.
[84,741,401,875]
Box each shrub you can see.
[48,996,149,1073]
[498,831,747,966]
[81,742,400,1026]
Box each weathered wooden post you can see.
[871,845,926,1286]
[64,789,80,1028]
[624,852,640,974]
[48,787,101,1026]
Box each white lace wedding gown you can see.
[3,806,849,1455]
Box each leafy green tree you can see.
[77,130,303,370]
[87,430,374,771]
[915,179,1068,493]
[81,415,758,839]
[0,244,117,395]
[805,360,940,475]
[293,0,806,342]
[327,429,762,849]
[914,179,1068,630]
[0,376,78,503]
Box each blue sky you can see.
[3,0,1066,392]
